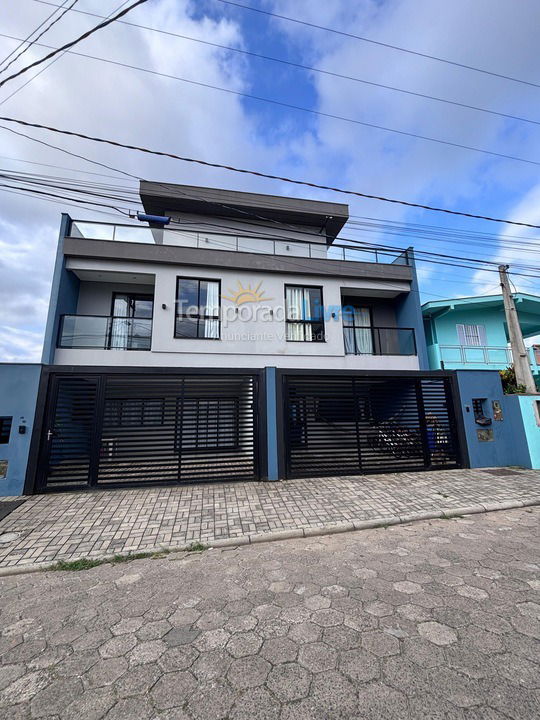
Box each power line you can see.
[6,160,536,286]
[0,1,133,107]
[214,0,540,90]
[0,34,538,168]
[0,0,68,71]
[0,124,139,179]
[1,114,540,230]
[18,5,540,127]
[0,1,78,76]
[0,0,148,91]
[0,151,136,181]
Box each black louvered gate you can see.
[38,372,259,491]
[283,373,461,479]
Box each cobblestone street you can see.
[1,506,539,719]
[0,467,539,568]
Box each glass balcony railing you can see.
[343,327,417,356]
[68,220,411,266]
[439,345,512,365]
[58,315,152,350]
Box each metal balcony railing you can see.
[58,315,152,350]
[68,220,411,266]
[343,326,417,356]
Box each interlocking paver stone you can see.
[418,621,459,646]
[266,662,312,702]
[0,506,539,719]
[0,468,538,568]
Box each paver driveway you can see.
[1,467,539,568]
[1,506,539,719]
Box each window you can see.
[456,323,487,347]
[342,305,373,355]
[175,278,220,339]
[0,417,12,444]
[109,293,153,350]
[104,399,164,427]
[285,285,325,342]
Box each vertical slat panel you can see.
[43,376,99,489]
[41,372,259,490]
[284,374,460,479]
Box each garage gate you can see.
[283,373,462,478]
[36,372,260,491]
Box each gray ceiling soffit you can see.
[139,182,349,242]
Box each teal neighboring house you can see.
[422,294,540,383]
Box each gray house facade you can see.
[2,183,467,495]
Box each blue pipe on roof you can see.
[136,212,170,225]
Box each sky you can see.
[1,0,540,361]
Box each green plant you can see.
[49,558,104,571]
[500,365,527,395]
[186,542,208,552]
[48,550,170,571]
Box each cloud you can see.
[469,183,540,296]
[1,0,540,360]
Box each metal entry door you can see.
[38,375,102,490]
[283,374,460,479]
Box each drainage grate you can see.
[0,499,26,523]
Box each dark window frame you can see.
[175,276,221,340]
[284,284,325,343]
[341,302,374,355]
[0,416,12,444]
[108,291,154,351]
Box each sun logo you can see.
[222,280,272,305]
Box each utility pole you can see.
[499,264,537,394]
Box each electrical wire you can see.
[0,0,133,107]
[0,0,69,71]
[0,34,537,169]
[1,114,540,230]
[0,1,78,77]
[0,152,136,181]
[214,0,540,90]
[0,0,148,91]
[11,11,540,127]
[0,124,140,179]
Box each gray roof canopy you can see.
[139,182,349,243]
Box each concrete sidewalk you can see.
[0,468,539,570]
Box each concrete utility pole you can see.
[499,264,537,394]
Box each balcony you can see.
[439,344,512,367]
[58,315,152,350]
[343,327,417,356]
[68,220,411,266]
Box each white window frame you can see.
[456,323,487,347]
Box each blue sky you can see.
[1,0,540,359]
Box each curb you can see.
[0,498,539,578]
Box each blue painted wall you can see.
[454,370,538,468]
[516,395,540,469]
[265,367,279,481]
[426,307,509,370]
[393,249,429,370]
[0,364,42,496]
[41,214,80,363]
